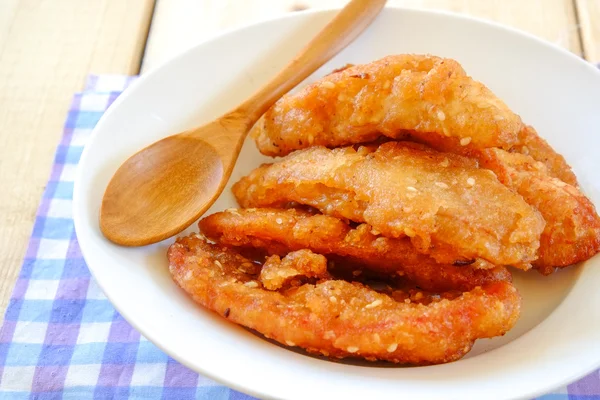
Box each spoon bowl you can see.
[100,115,252,246]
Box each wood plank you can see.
[0,0,154,318]
[143,0,581,71]
[576,0,600,62]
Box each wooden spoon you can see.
[100,0,387,246]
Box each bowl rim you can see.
[73,6,600,400]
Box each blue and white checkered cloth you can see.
[0,76,254,399]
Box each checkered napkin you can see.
[0,76,253,400]
[0,75,598,399]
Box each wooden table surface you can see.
[0,0,598,319]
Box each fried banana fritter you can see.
[232,142,545,269]
[168,234,521,365]
[252,54,522,156]
[476,148,600,274]
[251,54,576,186]
[199,208,512,292]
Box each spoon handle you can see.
[239,0,387,121]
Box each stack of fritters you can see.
[168,54,600,365]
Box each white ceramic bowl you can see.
[73,7,600,400]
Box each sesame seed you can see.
[214,260,222,268]
[308,134,314,144]
[555,180,567,187]
[371,228,380,235]
[440,158,450,167]
[275,218,283,225]
[404,298,411,304]
[387,343,398,352]
[286,340,296,346]
[460,137,472,146]
[521,145,530,155]
[244,281,258,288]
[493,115,505,121]
[356,146,369,156]
[374,237,387,246]
[406,186,417,192]
[347,346,359,353]
[194,233,207,240]
[373,333,381,342]
[322,81,335,89]
[402,206,413,213]
[414,292,424,300]
[324,330,336,339]
[352,270,362,276]
[365,299,382,309]
[437,110,446,121]
[435,182,449,189]
[329,296,337,303]
[337,94,348,101]
[467,177,475,186]
[184,270,193,280]
[404,227,416,237]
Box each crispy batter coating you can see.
[168,234,521,365]
[405,124,578,187]
[510,125,577,186]
[476,148,600,274]
[233,142,545,269]
[199,208,512,292]
[251,54,576,187]
[261,249,330,290]
[252,54,522,157]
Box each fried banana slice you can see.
[233,142,545,269]
[252,54,522,156]
[476,148,600,274]
[199,208,512,292]
[251,54,576,186]
[168,234,521,365]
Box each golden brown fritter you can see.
[199,208,512,292]
[475,148,600,274]
[233,142,545,269]
[168,234,521,365]
[251,54,576,187]
[252,54,523,157]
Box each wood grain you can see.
[0,0,154,318]
[576,0,600,62]
[143,0,581,71]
